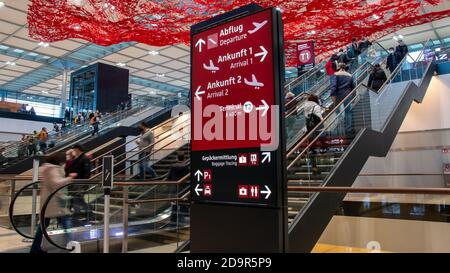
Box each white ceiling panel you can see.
[163,60,188,70]
[135,43,167,51]
[51,40,84,51]
[3,36,39,50]
[127,59,153,69]
[0,55,16,62]
[14,58,42,68]
[118,47,148,58]
[168,80,189,87]
[0,7,27,25]
[4,0,29,12]
[179,55,190,63]
[166,70,189,79]
[141,54,171,64]
[34,46,68,57]
[147,66,173,74]
[102,53,133,63]
[160,46,189,58]
[0,21,21,35]
[134,70,155,78]
[12,27,33,40]
[7,64,33,73]
[0,33,8,41]
[148,76,173,83]
[0,74,15,81]
[0,69,23,77]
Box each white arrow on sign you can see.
[256,100,269,117]
[195,86,205,101]
[194,170,203,182]
[254,46,268,62]
[195,184,203,196]
[261,185,271,199]
[261,152,271,163]
[195,38,206,52]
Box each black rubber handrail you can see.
[8,181,40,239]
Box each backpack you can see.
[306,105,322,131]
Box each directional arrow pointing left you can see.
[195,38,206,52]
[261,185,271,199]
[256,100,269,117]
[254,46,268,62]
[195,184,203,196]
[195,86,205,101]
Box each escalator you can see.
[287,39,436,252]
[9,43,389,252]
[0,96,176,174]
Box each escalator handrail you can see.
[285,60,373,118]
[90,115,190,173]
[39,173,189,251]
[286,46,425,168]
[8,181,40,239]
[286,55,393,160]
[90,112,187,162]
[39,179,101,251]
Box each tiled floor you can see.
[0,227,31,253]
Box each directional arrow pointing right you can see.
[195,184,203,196]
[261,152,271,163]
[261,185,271,199]
[254,46,268,62]
[256,100,269,117]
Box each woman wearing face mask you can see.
[386,47,397,73]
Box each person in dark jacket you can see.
[330,63,356,136]
[337,49,351,65]
[368,64,387,92]
[395,39,409,64]
[65,144,91,179]
[358,37,372,53]
[386,47,397,73]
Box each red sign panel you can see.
[191,9,275,151]
[297,41,315,71]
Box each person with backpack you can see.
[38,127,48,154]
[90,113,100,136]
[368,64,388,92]
[304,94,324,133]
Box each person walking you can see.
[38,127,48,154]
[386,47,397,73]
[135,122,157,179]
[65,144,91,179]
[330,63,356,136]
[30,152,76,253]
[395,39,409,64]
[368,64,388,92]
[90,113,100,136]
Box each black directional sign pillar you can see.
[190,4,288,252]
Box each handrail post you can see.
[8,179,15,229]
[102,155,114,253]
[30,159,39,240]
[122,186,129,253]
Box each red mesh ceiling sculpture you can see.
[28,0,450,66]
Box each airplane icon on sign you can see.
[203,60,219,72]
[248,20,268,34]
[244,74,264,89]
